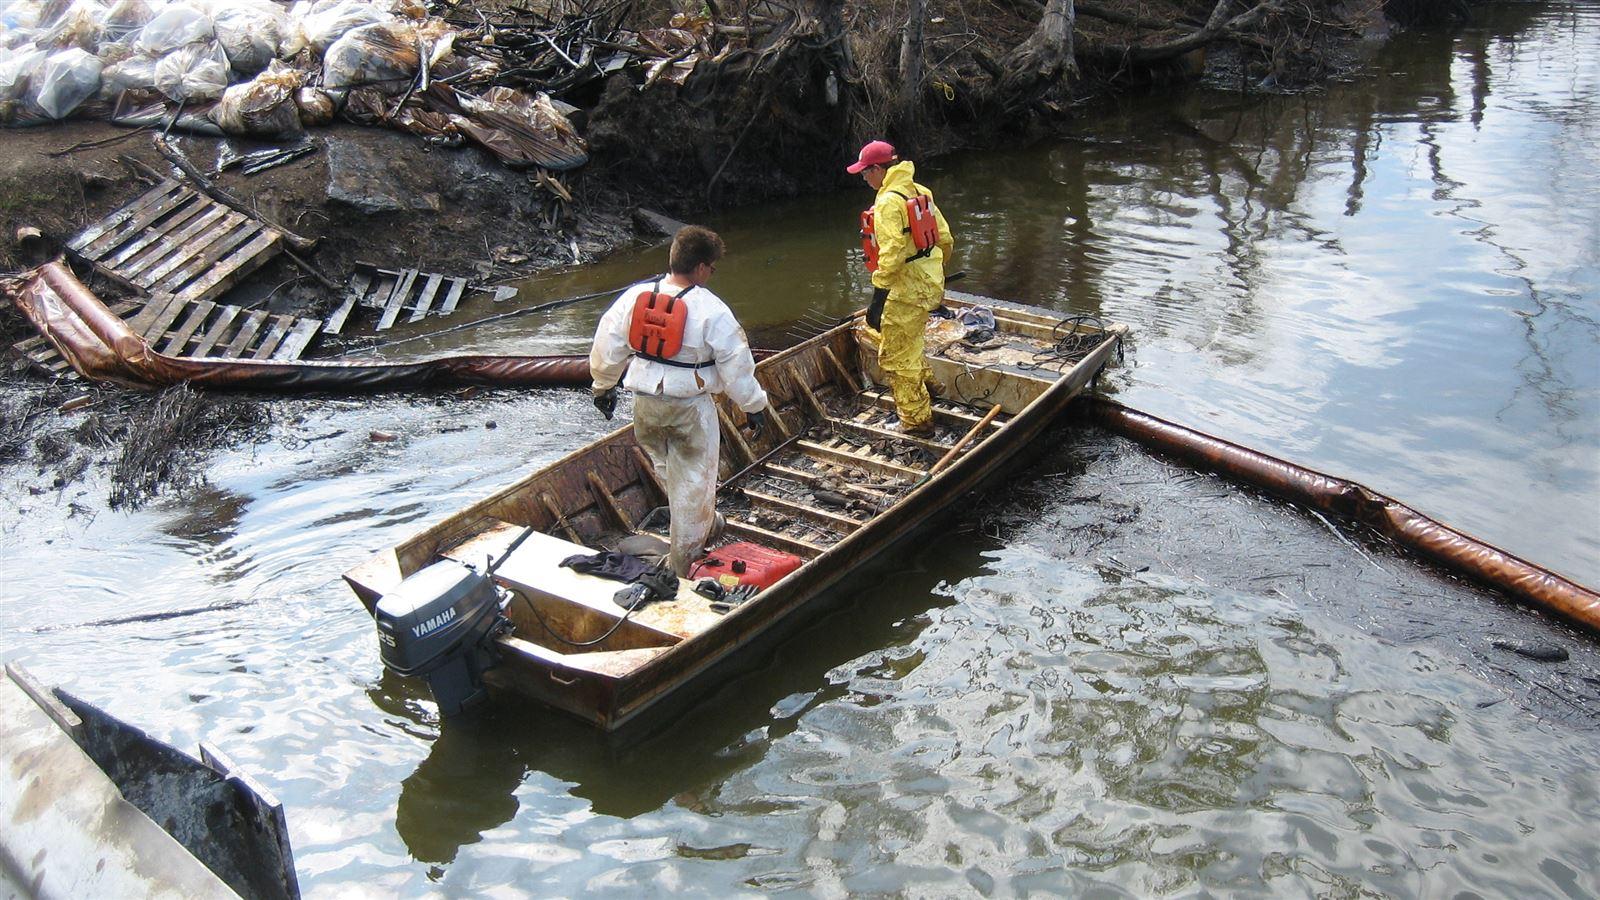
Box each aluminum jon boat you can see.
[343,294,1127,732]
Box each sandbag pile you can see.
[0,0,589,171]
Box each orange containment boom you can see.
[5,261,590,391]
[1078,397,1600,634]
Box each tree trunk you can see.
[896,0,927,139]
[997,0,1077,110]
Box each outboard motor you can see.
[374,528,532,715]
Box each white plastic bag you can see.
[213,0,285,75]
[294,84,333,124]
[153,38,228,100]
[377,0,426,19]
[31,46,102,117]
[321,19,416,95]
[0,2,47,31]
[280,0,388,58]
[213,59,302,136]
[0,27,32,51]
[103,0,160,44]
[39,0,109,50]
[0,44,48,100]
[137,2,212,55]
[98,51,159,98]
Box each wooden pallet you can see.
[67,179,285,308]
[11,294,323,377]
[325,262,516,333]
[11,300,143,378]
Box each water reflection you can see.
[691,549,1598,896]
[395,708,524,865]
[379,528,999,865]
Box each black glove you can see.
[865,287,889,331]
[746,410,768,439]
[592,387,618,420]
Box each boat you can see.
[343,294,1128,732]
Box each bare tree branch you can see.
[1082,0,1289,63]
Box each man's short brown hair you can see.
[668,225,724,276]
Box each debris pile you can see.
[0,0,750,174]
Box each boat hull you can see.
[346,297,1126,732]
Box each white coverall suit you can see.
[590,279,769,576]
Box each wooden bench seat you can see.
[442,522,725,651]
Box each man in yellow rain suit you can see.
[847,140,953,435]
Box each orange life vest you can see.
[904,193,939,252]
[860,209,880,272]
[627,281,694,363]
[859,190,939,272]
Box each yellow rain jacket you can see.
[870,161,953,306]
[870,161,953,429]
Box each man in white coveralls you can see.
[589,225,770,576]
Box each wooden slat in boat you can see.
[343,292,1128,731]
[816,413,954,455]
[738,487,866,533]
[762,463,896,507]
[796,439,926,480]
[723,518,828,558]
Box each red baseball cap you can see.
[846,140,896,174]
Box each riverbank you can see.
[0,0,1425,503]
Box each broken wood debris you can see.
[332,262,519,333]
[5,261,593,390]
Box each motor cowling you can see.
[375,558,510,716]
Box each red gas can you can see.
[690,542,803,590]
